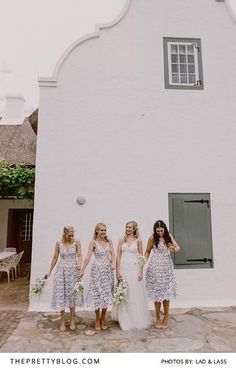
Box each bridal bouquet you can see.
[113,279,128,306]
[137,254,147,267]
[74,281,84,297]
[31,277,47,298]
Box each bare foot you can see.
[101,319,108,330]
[60,322,66,331]
[161,317,169,330]
[95,320,101,331]
[70,320,76,331]
[155,318,162,329]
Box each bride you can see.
[116,221,151,331]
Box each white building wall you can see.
[30,0,236,310]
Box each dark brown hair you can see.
[153,220,171,247]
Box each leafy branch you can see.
[0,162,35,199]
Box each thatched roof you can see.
[28,109,38,134]
[0,117,37,165]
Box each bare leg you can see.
[154,301,162,328]
[69,307,76,330]
[60,310,66,331]
[162,300,170,329]
[95,309,101,330]
[101,308,108,330]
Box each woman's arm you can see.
[108,239,116,270]
[79,241,94,277]
[144,236,154,260]
[76,239,82,272]
[137,238,144,281]
[45,241,60,278]
[169,233,181,252]
[116,239,123,280]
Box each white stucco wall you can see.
[0,199,33,251]
[30,0,236,311]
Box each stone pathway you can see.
[0,277,236,352]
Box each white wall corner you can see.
[0,94,25,125]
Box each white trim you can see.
[167,41,199,87]
[38,0,131,87]
[225,0,236,22]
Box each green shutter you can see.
[169,193,213,269]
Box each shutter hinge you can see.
[187,258,213,267]
[184,199,209,208]
[192,43,200,52]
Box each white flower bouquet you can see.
[74,281,84,297]
[137,254,147,267]
[113,279,128,306]
[31,278,46,298]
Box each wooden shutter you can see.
[169,193,213,269]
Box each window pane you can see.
[187,45,194,54]
[187,55,194,63]
[180,74,187,83]
[188,64,195,73]
[171,64,179,73]
[180,55,186,63]
[172,74,179,83]
[171,44,177,54]
[180,64,187,73]
[179,45,186,54]
[189,74,196,83]
[171,54,178,63]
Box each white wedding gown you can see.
[116,241,151,331]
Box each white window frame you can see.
[167,42,200,87]
[163,37,204,90]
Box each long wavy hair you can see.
[93,223,109,242]
[123,220,139,242]
[62,226,75,243]
[153,220,171,247]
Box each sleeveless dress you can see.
[116,241,151,331]
[86,241,114,310]
[51,242,84,310]
[146,241,176,302]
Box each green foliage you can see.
[0,162,35,199]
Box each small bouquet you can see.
[137,254,147,268]
[31,277,47,298]
[113,279,128,306]
[74,281,84,297]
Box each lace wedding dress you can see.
[116,241,151,331]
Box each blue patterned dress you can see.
[86,241,114,310]
[146,242,176,302]
[51,242,84,310]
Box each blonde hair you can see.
[124,220,139,242]
[93,223,109,242]
[62,226,75,243]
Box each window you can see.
[168,193,213,269]
[20,212,33,241]
[163,37,204,90]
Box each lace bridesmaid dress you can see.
[146,242,176,302]
[117,241,151,331]
[86,241,114,310]
[51,242,84,310]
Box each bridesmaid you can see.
[80,223,115,330]
[145,220,180,330]
[45,226,83,331]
